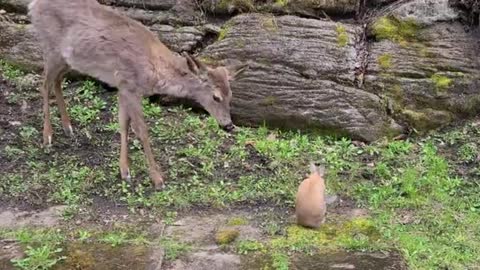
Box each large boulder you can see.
[0,22,43,72]
[201,14,403,141]
[201,0,360,17]
[364,0,480,131]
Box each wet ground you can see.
[0,204,408,270]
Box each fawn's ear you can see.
[182,52,208,75]
[224,63,249,81]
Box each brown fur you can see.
[28,0,248,190]
[295,163,327,228]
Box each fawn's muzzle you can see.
[222,123,235,132]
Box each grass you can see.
[1,66,480,269]
[0,59,24,80]
[159,237,192,260]
[1,229,66,270]
[0,226,154,269]
[236,240,265,254]
[11,245,66,270]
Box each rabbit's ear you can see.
[309,162,325,177]
[317,165,325,177]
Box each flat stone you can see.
[0,205,67,228]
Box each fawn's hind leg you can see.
[54,68,73,136]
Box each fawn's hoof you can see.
[63,125,74,137]
[154,181,166,191]
[150,171,165,191]
[120,168,132,182]
[42,135,52,147]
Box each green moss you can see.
[390,84,403,101]
[372,16,421,44]
[275,0,289,7]
[262,16,278,32]
[378,54,392,69]
[198,56,219,66]
[218,23,231,41]
[218,0,256,12]
[236,240,265,254]
[227,217,249,226]
[269,217,381,252]
[386,84,405,112]
[261,96,278,106]
[402,109,453,131]
[215,229,240,245]
[336,24,349,47]
[431,73,453,91]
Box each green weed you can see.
[100,232,129,247]
[236,240,265,254]
[11,245,66,270]
[159,237,192,261]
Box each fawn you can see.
[28,0,248,190]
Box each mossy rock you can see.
[431,73,453,92]
[378,54,393,70]
[215,229,240,245]
[371,15,422,44]
[336,24,349,47]
[401,108,453,131]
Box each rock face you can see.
[0,0,479,141]
[201,14,401,141]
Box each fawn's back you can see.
[28,0,179,90]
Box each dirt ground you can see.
[1,67,480,269]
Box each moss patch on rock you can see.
[336,24,349,47]
[227,217,249,226]
[262,16,279,32]
[198,56,220,66]
[218,22,233,41]
[218,0,256,13]
[270,217,382,252]
[275,0,289,7]
[372,16,421,44]
[378,53,392,70]
[401,108,453,130]
[431,73,453,91]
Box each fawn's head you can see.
[181,52,248,132]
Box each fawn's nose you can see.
[222,123,235,132]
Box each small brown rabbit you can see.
[295,162,327,228]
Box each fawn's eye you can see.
[213,94,222,102]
